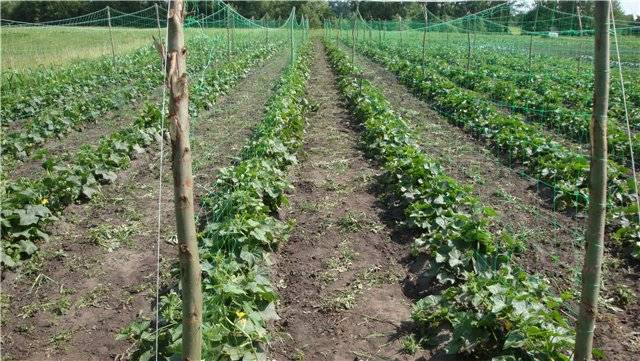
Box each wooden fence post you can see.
[422,2,429,72]
[106,6,116,63]
[574,1,610,360]
[165,1,203,360]
[290,7,295,63]
[155,3,162,38]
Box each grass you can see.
[1,26,157,70]
[0,26,252,70]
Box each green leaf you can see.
[503,330,526,349]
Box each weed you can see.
[77,284,110,309]
[338,212,366,232]
[293,349,305,361]
[50,329,73,348]
[320,241,358,283]
[402,335,419,355]
[89,223,136,251]
[613,285,636,308]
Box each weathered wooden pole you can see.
[574,1,610,360]
[226,7,231,56]
[290,7,295,63]
[231,9,236,50]
[165,1,203,360]
[421,2,429,71]
[577,4,584,72]
[155,3,162,38]
[106,6,116,63]
[399,16,403,45]
[528,34,534,77]
[466,13,471,71]
[351,14,356,62]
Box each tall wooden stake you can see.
[290,7,295,63]
[577,4,584,72]
[528,34,534,78]
[155,3,162,38]
[165,1,203,360]
[106,6,116,63]
[466,29,471,71]
[226,8,231,56]
[421,2,428,72]
[351,15,356,62]
[399,16,403,45]
[574,2,610,360]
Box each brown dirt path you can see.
[349,48,640,361]
[0,52,288,361]
[269,42,425,360]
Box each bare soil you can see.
[350,48,640,360]
[269,42,427,360]
[0,52,288,361]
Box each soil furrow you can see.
[269,42,423,360]
[0,51,288,361]
[349,49,640,360]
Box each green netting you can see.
[0,0,309,70]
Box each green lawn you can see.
[1,26,163,70]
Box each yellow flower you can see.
[235,311,246,319]
[40,198,49,205]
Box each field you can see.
[1,7,640,361]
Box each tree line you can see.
[1,0,638,31]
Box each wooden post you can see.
[231,9,235,50]
[155,3,162,38]
[290,7,295,63]
[106,6,116,63]
[422,2,428,72]
[226,8,231,56]
[378,21,382,44]
[351,14,356,63]
[528,34,534,78]
[399,16,403,46]
[574,1,609,360]
[165,1,202,360]
[577,4,584,72]
[337,16,341,43]
[466,29,471,70]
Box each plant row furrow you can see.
[122,43,313,361]
[1,37,257,162]
[352,41,640,262]
[368,40,640,167]
[0,41,282,268]
[325,40,574,360]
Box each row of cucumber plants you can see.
[350,41,640,262]
[120,43,313,361]
[415,40,640,118]
[1,46,158,125]
[0,105,162,268]
[0,34,234,123]
[325,40,574,360]
[366,40,640,168]
[0,42,284,268]
[1,37,259,162]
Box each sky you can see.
[619,0,640,16]
[517,0,640,17]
